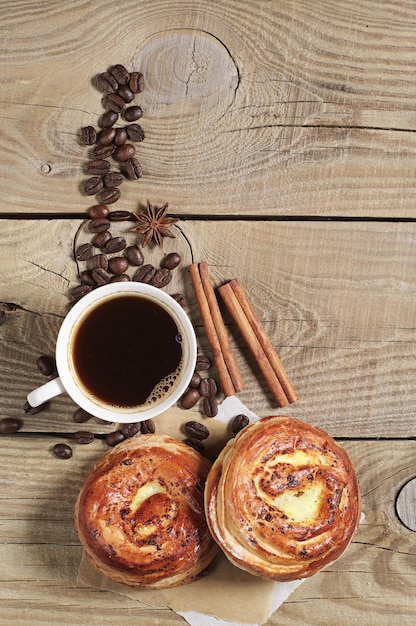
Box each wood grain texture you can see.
[1,0,416,216]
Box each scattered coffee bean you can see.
[36,355,57,377]
[88,204,110,219]
[111,273,131,282]
[90,253,108,270]
[84,176,104,196]
[91,230,112,248]
[140,419,156,434]
[73,407,93,423]
[151,268,172,288]
[199,377,217,397]
[180,388,200,409]
[53,443,73,459]
[100,187,121,204]
[189,371,202,388]
[80,125,97,145]
[104,236,126,253]
[24,400,48,415]
[97,128,116,146]
[126,124,145,142]
[109,210,132,221]
[203,396,218,417]
[125,245,144,266]
[79,270,96,286]
[103,172,123,188]
[75,242,94,261]
[104,92,126,113]
[108,256,129,274]
[110,64,130,85]
[72,284,92,299]
[86,159,111,176]
[125,157,143,180]
[105,430,126,447]
[114,127,128,146]
[231,414,250,434]
[129,71,144,93]
[123,105,143,122]
[0,310,6,326]
[184,437,204,453]
[121,422,140,437]
[100,110,119,128]
[91,266,111,285]
[162,252,181,270]
[184,420,210,440]
[97,71,118,93]
[117,85,134,103]
[115,143,136,161]
[73,430,95,444]
[93,144,115,159]
[88,218,111,233]
[133,263,156,283]
[171,293,187,307]
[0,417,22,434]
[195,355,211,371]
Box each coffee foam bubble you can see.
[144,360,183,406]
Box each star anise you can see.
[129,201,179,247]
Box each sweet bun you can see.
[75,434,218,588]
[205,416,361,581]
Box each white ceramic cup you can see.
[27,282,197,423]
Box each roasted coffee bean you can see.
[162,252,181,270]
[73,430,95,444]
[0,417,22,434]
[88,217,111,233]
[73,407,93,423]
[117,85,134,103]
[71,284,92,299]
[80,125,97,145]
[108,256,129,274]
[110,64,130,85]
[123,105,143,122]
[180,388,200,409]
[75,242,94,260]
[86,159,111,176]
[106,430,125,447]
[97,71,118,93]
[103,172,123,188]
[121,422,140,437]
[114,127,128,146]
[88,204,110,219]
[184,420,210,440]
[125,245,144,266]
[104,92,126,113]
[91,267,111,285]
[140,419,156,434]
[90,253,108,270]
[125,157,143,180]
[84,176,104,196]
[151,268,172,288]
[104,236,126,253]
[126,123,145,142]
[0,310,5,326]
[133,263,156,283]
[93,144,115,159]
[199,377,217,398]
[129,71,144,93]
[115,143,136,161]
[97,128,116,146]
[189,371,202,388]
[230,414,250,434]
[109,210,132,221]
[24,400,48,415]
[203,396,218,417]
[79,270,95,286]
[100,187,121,204]
[36,355,57,377]
[110,273,131,282]
[91,230,112,249]
[53,443,73,459]
[171,293,187,308]
[99,110,119,128]
[195,355,211,371]
[184,437,204,453]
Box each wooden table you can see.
[1,1,415,624]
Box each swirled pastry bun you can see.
[205,416,361,581]
[75,434,218,588]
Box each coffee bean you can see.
[97,71,118,93]
[0,417,22,434]
[100,187,121,204]
[104,236,126,253]
[100,110,119,128]
[91,267,111,285]
[53,443,73,459]
[88,218,111,233]
[125,157,143,180]
[189,371,202,388]
[110,273,131,282]
[79,270,95,286]
[162,252,181,270]
[140,419,156,434]
[91,230,112,249]
[121,422,140,437]
[115,143,136,161]
[203,396,218,417]
[123,105,143,122]
[24,400,48,414]
[103,172,123,188]
[105,430,125,447]
[0,310,5,326]
[230,414,250,434]
[97,128,116,146]
[110,64,130,85]
[75,242,94,260]
[117,85,134,103]
[171,293,187,308]
[125,245,144,266]
[199,377,217,397]
[151,268,172,288]
[195,355,211,371]
[73,408,93,423]
[184,420,210,440]
[71,284,92,299]
[109,210,132,221]
[104,93,126,113]
[84,176,104,196]
[80,126,97,145]
[126,124,145,142]
[86,159,111,176]
[184,437,204,453]
[180,388,200,409]
[36,355,57,377]
[108,256,129,274]
[90,254,108,270]
[93,144,115,159]
[133,263,156,283]
[88,204,110,219]
[129,71,144,93]
[114,127,128,146]
[73,430,94,444]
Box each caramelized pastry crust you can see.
[75,434,218,588]
[205,416,361,581]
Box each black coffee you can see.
[72,295,183,408]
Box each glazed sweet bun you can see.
[75,434,218,588]
[205,416,361,581]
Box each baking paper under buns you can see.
[205,416,361,582]
[75,434,218,588]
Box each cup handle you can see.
[27,377,66,408]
